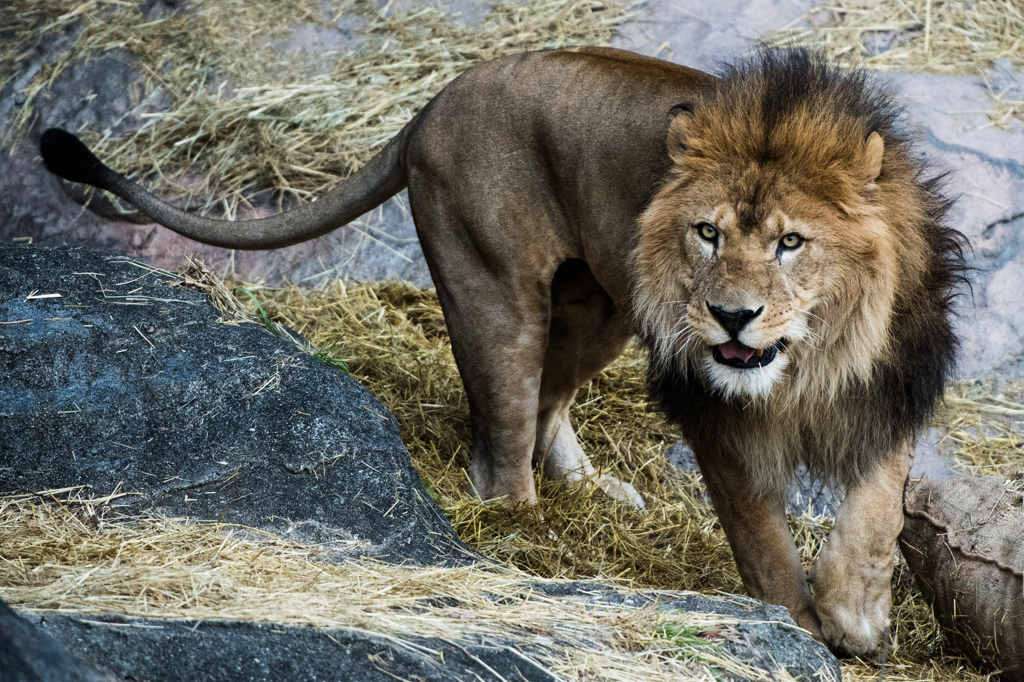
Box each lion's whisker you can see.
[682,329,703,351]
[793,307,828,326]
[671,328,704,358]
[662,319,698,344]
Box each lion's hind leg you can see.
[533,260,643,508]
[433,287,548,505]
[813,446,912,657]
[430,275,550,507]
[412,219,556,506]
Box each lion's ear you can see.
[667,104,693,165]
[864,131,884,184]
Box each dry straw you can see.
[219,273,1019,682]
[0,492,787,682]
[764,0,1024,128]
[3,257,1019,681]
[3,0,1023,679]
[3,0,630,214]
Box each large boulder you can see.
[531,582,841,679]
[0,243,469,565]
[14,588,840,682]
[0,244,840,681]
[28,608,557,682]
[0,599,122,682]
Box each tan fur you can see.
[41,47,964,658]
[815,446,912,655]
[634,74,939,493]
[638,103,913,408]
[632,52,961,656]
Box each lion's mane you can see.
[634,50,967,493]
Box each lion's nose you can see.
[706,303,764,339]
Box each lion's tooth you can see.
[755,348,764,357]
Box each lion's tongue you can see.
[718,339,757,363]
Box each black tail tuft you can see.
[39,128,113,188]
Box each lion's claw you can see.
[595,475,646,510]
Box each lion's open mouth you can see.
[712,339,786,369]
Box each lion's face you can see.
[677,188,829,399]
[635,116,901,403]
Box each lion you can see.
[39,46,966,657]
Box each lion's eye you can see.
[696,223,718,242]
[779,233,805,250]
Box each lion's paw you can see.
[816,595,889,657]
[594,475,646,510]
[814,549,893,657]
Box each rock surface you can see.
[0,599,122,682]
[0,243,470,565]
[31,610,558,682]
[0,245,840,681]
[10,584,840,682]
[2,0,1019,674]
[531,582,841,679]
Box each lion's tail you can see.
[38,126,409,250]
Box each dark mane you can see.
[643,49,969,490]
[684,49,913,202]
[716,48,902,150]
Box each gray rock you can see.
[612,0,809,72]
[989,59,1024,102]
[910,428,957,480]
[0,244,470,565]
[664,438,700,473]
[0,247,838,680]
[529,582,840,681]
[15,584,839,682]
[886,71,1024,379]
[0,599,122,682]
[29,610,558,682]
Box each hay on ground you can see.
[214,269,1018,682]
[0,492,785,682]
[764,0,1024,128]
[3,0,630,215]
[3,260,1020,680]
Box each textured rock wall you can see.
[0,244,469,564]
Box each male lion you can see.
[39,47,965,656]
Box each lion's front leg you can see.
[813,446,912,657]
[693,445,824,640]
